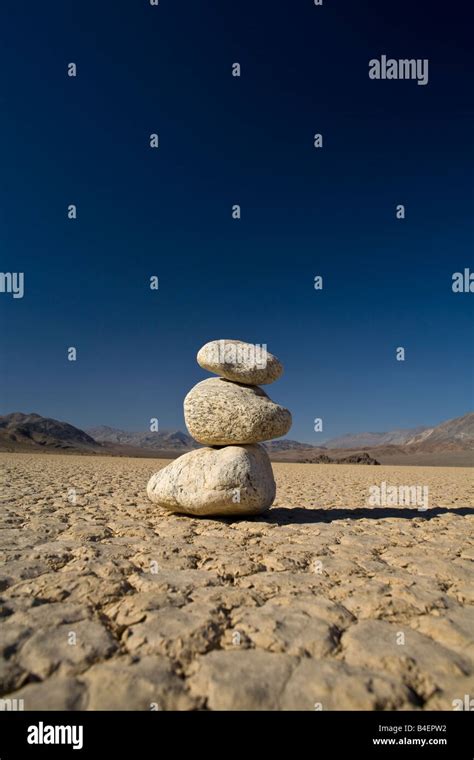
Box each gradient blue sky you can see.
[0,0,473,442]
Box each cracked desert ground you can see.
[1,453,473,711]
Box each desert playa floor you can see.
[1,453,473,711]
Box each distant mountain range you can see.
[0,411,472,466]
[324,426,429,449]
[86,425,197,451]
[85,427,317,453]
[324,413,474,451]
[0,412,100,451]
[264,439,322,452]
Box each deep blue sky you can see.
[0,0,472,442]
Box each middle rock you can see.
[184,377,292,445]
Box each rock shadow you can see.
[258,505,474,525]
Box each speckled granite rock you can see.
[197,339,283,385]
[184,377,291,445]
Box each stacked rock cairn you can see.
[147,339,292,516]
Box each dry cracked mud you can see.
[1,453,473,711]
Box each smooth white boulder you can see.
[146,444,276,516]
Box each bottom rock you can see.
[146,444,276,516]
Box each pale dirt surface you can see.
[1,453,473,711]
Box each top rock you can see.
[197,339,283,385]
